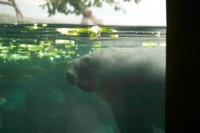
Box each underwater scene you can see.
[0,24,166,133]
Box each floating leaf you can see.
[56,28,79,35]
[111,34,119,39]
[55,39,75,45]
[142,42,157,48]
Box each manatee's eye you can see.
[80,56,90,68]
[66,72,76,84]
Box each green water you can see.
[0,24,166,133]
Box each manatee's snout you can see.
[65,61,77,85]
[66,71,76,85]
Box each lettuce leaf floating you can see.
[110,34,119,39]
[56,28,79,36]
[90,25,101,34]
[142,42,157,48]
[88,25,101,40]
[56,25,118,40]
[88,26,118,40]
[55,39,75,45]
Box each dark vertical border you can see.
[166,0,199,132]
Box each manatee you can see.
[65,47,166,133]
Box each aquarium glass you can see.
[0,0,166,133]
[0,24,166,133]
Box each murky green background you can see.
[0,24,166,133]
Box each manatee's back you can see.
[98,47,166,85]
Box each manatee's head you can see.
[65,55,98,92]
[64,59,79,85]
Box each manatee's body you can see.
[65,47,166,133]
